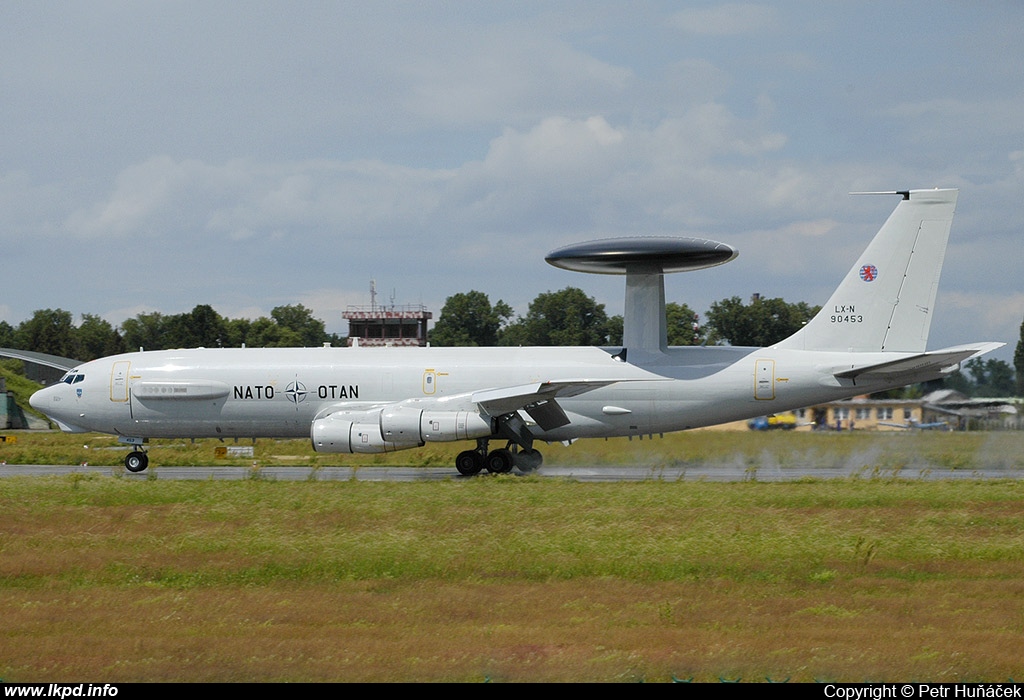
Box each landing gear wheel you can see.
[455,450,483,476]
[514,448,543,473]
[124,451,149,473]
[486,448,514,474]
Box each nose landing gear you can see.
[124,450,149,472]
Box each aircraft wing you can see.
[878,421,950,430]
[317,379,644,432]
[473,380,623,414]
[0,348,80,371]
[473,379,640,430]
[833,342,1005,384]
[926,399,1017,411]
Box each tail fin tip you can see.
[777,188,958,353]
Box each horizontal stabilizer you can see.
[833,342,1004,383]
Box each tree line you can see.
[429,287,820,349]
[0,304,340,362]
[0,290,821,362]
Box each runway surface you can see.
[1,463,1021,482]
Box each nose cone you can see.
[29,384,87,433]
[29,386,50,412]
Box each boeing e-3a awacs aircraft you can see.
[30,189,1002,474]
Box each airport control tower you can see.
[342,281,432,347]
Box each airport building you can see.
[742,391,1021,432]
[342,304,432,347]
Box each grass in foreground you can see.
[1,474,1023,682]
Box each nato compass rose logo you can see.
[285,380,309,405]
[859,264,878,282]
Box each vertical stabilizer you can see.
[776,189,957,353]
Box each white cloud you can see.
[670,4,777,36]
[63,156,230,239]
[1010,151,1024,179]
[937,291,1024,351]
[884,97,1024,145]
[400,26,632,126]
[480,116,625,178]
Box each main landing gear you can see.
[124,450,149,473]
[455,438,543,476]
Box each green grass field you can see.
[2,430,1023,682]
[4,427,1024,473]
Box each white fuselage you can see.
[29,343,909,444]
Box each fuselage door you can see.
[110,361,130,402]
[754,359,775,400]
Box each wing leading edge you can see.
[472,379,639,430]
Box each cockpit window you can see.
[60,370,85,385]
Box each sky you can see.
[2,1,1022,360]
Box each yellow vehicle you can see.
[747,414,797,431]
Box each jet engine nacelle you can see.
[380,405,494,444]
[311,407,494,454]
[311,410,418,454]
